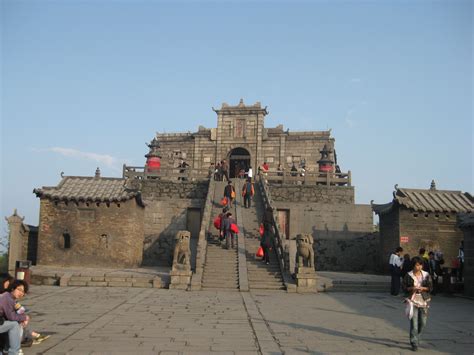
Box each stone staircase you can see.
[201,181,239,291]
[240,182,285,290]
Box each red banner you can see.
[400,236,409,243]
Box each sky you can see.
[1,0,473,241]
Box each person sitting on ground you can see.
[0,280,30,355]
[0,279,49,350]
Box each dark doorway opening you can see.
[229,147,251,178]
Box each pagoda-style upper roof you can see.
[372,182,473,215]
[34,175,141,204]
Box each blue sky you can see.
[1,0,472,238]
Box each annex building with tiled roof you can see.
[31,169,146,267]
[372,181,473,271]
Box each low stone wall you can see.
[315,233,380,272]
[141,180,208,199]
[269,184,354,204]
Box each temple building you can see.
[154,99,337,177]
[10,100,376,277]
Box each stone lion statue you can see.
[296,234,314,268]
[172,230,191,270]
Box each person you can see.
[260,207,274,265]
[260,222,272,265]
[0,274,14,294]
[427,251,439,294]
[221,160,229,182]
[223,181,235,205]
[214,162,221,181]
[208,163,215,179]
[418,248,429,272]
[261,162,269,176]
[402,256,433,352]
[0,280,30,355]
[401,254,412,279]
[246,166,253,180]
[241,178,254,208]
[458,241,464,282]
[290,163,298,177]
[277,164,284,177]
[389,247,403,295]
[222,212,236,249]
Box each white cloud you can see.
[35,147,122,171]
[350,78,362,83]
[345,117,356,128]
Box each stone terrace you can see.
[22,286,474,354]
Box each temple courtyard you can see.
[21,286,473,355]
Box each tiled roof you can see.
[34,176,139,203]
[372,186,474,215]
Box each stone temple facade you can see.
[11,100,377,273]
[156,99,336,177]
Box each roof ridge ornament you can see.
[95,167,101,179]
[430,180,436,191]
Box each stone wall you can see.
[314,233,379,272]
[398,208,463,267]
[272,199,376,272]
[379,208,400,273]
[37,198,144,267]
[270,185,354,204]
[141,180,209,266]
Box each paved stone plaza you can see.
[21,286,473,354]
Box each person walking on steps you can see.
[222,212,236,249]
[223,181,235,206]
[242,178,254,208]
[260,207,274,265]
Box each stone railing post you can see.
[5,209,26,274]
[190,178,215,290]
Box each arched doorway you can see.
[228,147,251,178]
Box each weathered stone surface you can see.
[36,198,144,268]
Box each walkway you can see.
[23,286,473,354]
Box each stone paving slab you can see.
[19,286,474,354]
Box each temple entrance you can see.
[229,147,251,178]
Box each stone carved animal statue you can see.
[296,234,315,268]
[172,230,191,270]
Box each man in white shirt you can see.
[247,166,253,179]
[389,246,404,295]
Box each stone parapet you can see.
[269,185,354,204]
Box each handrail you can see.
[263,170,351,186]
[257,172,294,288]
[190,178,216,290]
[123,165,210,181]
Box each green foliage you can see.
[0,253,8,273]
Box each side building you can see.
[32,169,145,267]
[372,181,473,272]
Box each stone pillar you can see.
[5,209,26,274]
[295,266,317,293]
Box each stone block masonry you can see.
[141,180,209,266]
